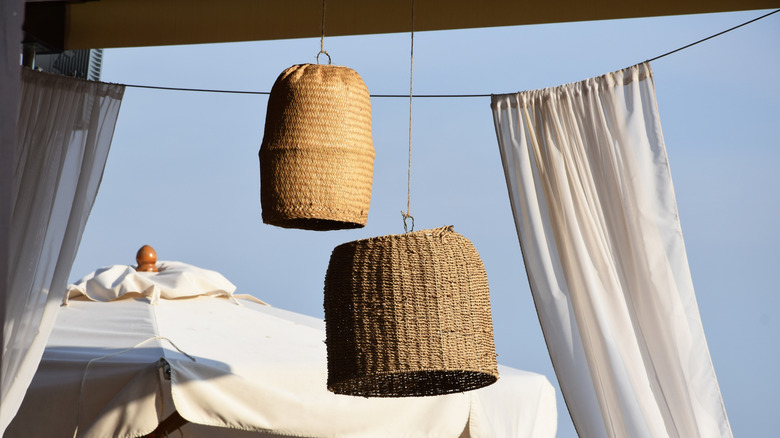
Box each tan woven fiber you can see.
[259,63,374,231]
[323,226,498,397]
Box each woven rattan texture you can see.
[260,63,374,231]
[324,226,498,397]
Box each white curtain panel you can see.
[1,68,123,432]
[491,62,731,438]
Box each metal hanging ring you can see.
[316,50,332,65]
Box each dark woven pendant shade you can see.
[259,63,374,231]
[323,226,498,397]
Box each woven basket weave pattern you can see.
[324,226,498,397]
[260,63,374,230]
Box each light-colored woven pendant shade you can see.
[259,63,374,231]
[323,226,498,397]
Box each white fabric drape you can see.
[1,68,123,432]
[491,62,731,438]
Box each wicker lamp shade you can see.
[259,63,374,231]
[323,226,498,397]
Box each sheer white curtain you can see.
[1,68,124,432]
[491,62,731,438]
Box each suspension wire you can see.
[647,8,779,62]
[320,0,326,54]
[401,0,415,233]
[120,9,779,99]
[316,0,331,64]
[122,84,271,95]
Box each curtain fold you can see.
[1,68,124,432]
[491,62,731,438]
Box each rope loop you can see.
[401,211,415,233]
[316,50,332,65]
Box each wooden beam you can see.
[23,1,66,51]
[58,0,780,49]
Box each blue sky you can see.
[70,10,779,437]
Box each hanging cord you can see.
[316,0,332,64]
[401,0,415,233]
[121,8,779,97]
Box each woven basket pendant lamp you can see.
[259,63,374,231]
[323,226,499,397]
